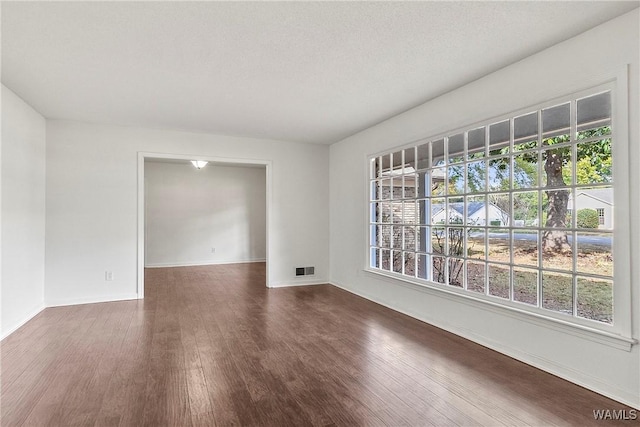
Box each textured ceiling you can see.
[2,1,638,144]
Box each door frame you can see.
[137,151,272,298]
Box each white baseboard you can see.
[329,280,640,410]
[268,279,327,288]
[1,304,46,341]
[145,259,266,268]
[45,293,139,308]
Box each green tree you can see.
[538,127,611,253]
[474,125,611,254]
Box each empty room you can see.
[2,1,639,426]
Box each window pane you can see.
[414,172,429,198]
[431,198,445,225]
[542,102,570,140]
[371,180,381,201]
[417,226,430,253]
[370,203,379,224]
[432,139,445,166]
[542,271,573,315]
[468,127,486,159]
[487,194,510,227]
[402,175,415,199]
[392,225,402,249]
[466,260,485,293]
[513,267,538,306]
[487,229,510,264]
[417,143,429,170]
[417,200,428,225]
[542,147,572,186]
[392,177,403,199]
[576,276,612,324]
[370,248,379,269]
[448,133,464,163]
[513,229,538,268]
[467,160,486,193]
[577,92,611,139]
[432,225,446,254]
[392,150,403,174]
[381,154,391,175]
[467,228,486,260]
[403,252,416,277]
[416,172,428,198]
[380,178,391,200]
[392,250,403,273]
[448,164,465,195]
[371,158,379,179]
[466,195,486,227]
[431,167,446,196]
[513,191,538,228]
[488,263,510,299]
[542,189,572,230]
[575,140,612,184]
[381,202,392,224]
[489,120,510,153]
[514,112,538,151]
[448,257,464,287]
[381,224,392,247]
[403,226,416,250]
[513,153,539,189]
[448,227,465,257]
[432,255,445,283]
[391,201,403,224]
[370,224,380,247]
[381,249,391,270]
[404,147,416,172]
[576,232,612,277]
[403,201,416,224]
[572,186,613,230]
[488,157,510,191]
[447,196,464,225]
[417,254,429,279]
[541,230,573,272]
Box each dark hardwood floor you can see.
[1,263,634,426]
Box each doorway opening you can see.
[137,152,271,298]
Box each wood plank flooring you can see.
[1,263,635,426]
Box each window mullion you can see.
[537,109,543,308]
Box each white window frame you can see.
[364,79,634,348]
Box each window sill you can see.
[363,268,637,352]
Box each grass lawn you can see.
[449,236,613,323]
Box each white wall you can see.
[330,10,640,408]
[145,161,266,267]
[1,85,46,338]
[44,121,329,306]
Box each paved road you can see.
[481,232,612,247]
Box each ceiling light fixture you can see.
[191,160,208,169]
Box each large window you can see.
[369,89,618,327]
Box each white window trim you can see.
[363,70,636,350]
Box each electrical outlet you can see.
[105,271,114,281]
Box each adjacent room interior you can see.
[2,1,639,425]
[143,158,268,293]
